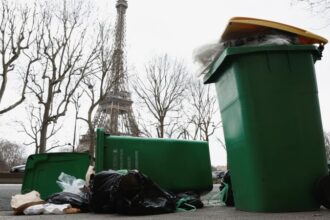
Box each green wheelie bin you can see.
[204,45,328,212]
[95,128,213,194]
[21,153,90,199]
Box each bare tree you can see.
[0,139,25,169]
[292,0,330,14]
[0,0,38,114]
[180,80,221,141]
[19,0,97,153]
[74,23,115,158]
[292,0,330,23]
[133,54,189,138]
[71,92,83,152]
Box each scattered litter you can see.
[11,190,45,214]
[202,190,224,207]
[43,203,72,214]
[315,174,330,209]
[85,165,95,187]
[175,191,203,212]
[47,191,90,212]
[219,171,234,207]
[11,169,206,216]
[23,204,44,215]
[64,207,81,214]
[193,43,224,70]
[56,172,86,196]
[23,203,71,215]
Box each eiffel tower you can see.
[78,0,139,151]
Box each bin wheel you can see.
[315,174,330,209]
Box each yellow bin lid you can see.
[221,17,328,45]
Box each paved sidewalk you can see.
[1,206,330,220]
[2,184,330,219]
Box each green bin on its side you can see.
[21,153,90,199]
[95,128,213,193]
[204,45,328,212]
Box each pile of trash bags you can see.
[11,169,203,215]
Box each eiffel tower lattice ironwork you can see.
[79,0,139,151]
[94,0,139,136]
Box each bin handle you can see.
[315,44,324,61]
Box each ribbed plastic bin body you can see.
[95,128,213,193]
[204,45,328,212]
[21,153,90,199]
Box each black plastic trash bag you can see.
[315,174,330,209]
[219,170,235,207]
[89,170,121,213]
[89,170,176,215]
[47,191,90,212]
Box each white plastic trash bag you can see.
[23,204,45,215]
[43,204,71,215]
[23,203,71,215]
[56,172,86,196]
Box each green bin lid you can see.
[21,152,90,199]
[203,45,320,84]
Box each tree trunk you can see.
[88,125,95,165]
[35,144,39,154]
[39,82,53,153]
[72,110,78,152]
[39,120,49,153]
[205,125,209,142]
[0,67,8,102]
[159,117,164,138]
[88,109,95,164]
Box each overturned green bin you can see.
[21,153,90,199]
[95,128,213,193]
[204,45,328,212]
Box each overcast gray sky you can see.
[1,0,330,166]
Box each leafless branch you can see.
[45,143,66,152]
[182,80,221,141]
[0,0,38,114]
[20,0,96,153]
[133,54,189,138]
[292,0,330,18]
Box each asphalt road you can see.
[2,206,330,220]
[0,184,20,211]
[1,184,330,220]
